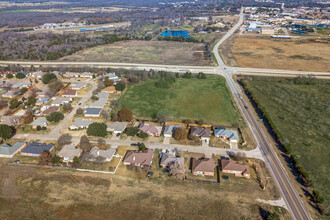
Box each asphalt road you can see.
[213,8,311,220]
[0,61,329,77]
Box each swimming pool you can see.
[160,30,191,38]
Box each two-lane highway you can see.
[213,8,311,220]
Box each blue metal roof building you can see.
[21,143,55,156]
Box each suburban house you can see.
[36,97,50,106]
[41,106,59,116]
[104,73,119,83]
[2,90,18,98]
[107,122,127,134]
[0,142,26,158]
[160,153,184,168]
[88,146,116,162]
[0,116,20,126]
[214,127,239,143]
[11,82,31,89]
[51,97,72,106]
[89,99,107,108]
[62,89,77,97]
[57,145,82,162]
[97,91,109,99]
[21,142,55,156]
[32,71,44,78]
[190,126,211,143]
[36,90,49,97]
[163,124,184,138]
[69,118,94,130]
[84,108,102,117]
[71,82,88,90]
[13,110,26,117]
[30,117,47,129]
[139,123,162,136]
[221,159,250,178]
[81,72,93,78]
[123,149,154,168]
[191,158,214,176]
[63,72,80,78]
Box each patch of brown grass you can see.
[231,37,330,72]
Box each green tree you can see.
[87,122,107,137]
[26,96,36,107]
[197,72,207,79]
[9,98,19,109]
[16,72,26,79]
[20,87,28,95]
[115,82,126,91]
[0,124,12,141]
[6,74,13,79]
[42,73,57,84]
[125,127,139,136]
[139,143,146,152]
[137,131,149,139]
[80,135,91,152]
[183,72,192,79]
[73,156,79,163]
[46,112,64,123]
[51,155,61,164]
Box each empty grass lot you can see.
[59,40,212,66]
[222,36,330,72]
[118,76,239,126]
[243,77,330,213]
[0,156,285,219]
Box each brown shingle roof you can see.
[221,160,250,175]
[62,89,77,96]
[41,106,59,116]
[191,158,214,173]
[123,149,153,166]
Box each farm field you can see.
[243,77,330,213]
[0,159,285,220]
[59,40,213,66]
[220,36,330,72]
[118,76,239,126]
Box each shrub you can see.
[118,108,133,122]
[6,74,13,78]
[115,82,126,91]
[0,124,12,141]
[16,72,26,79]
[37,125,41,131]
[183,72,192,79]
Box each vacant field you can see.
[221,36,330,72]
[59,40,213,66]
[243,77,330,213]
[0,158,285,220]
[118,77,239,126]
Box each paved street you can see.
[213,8,311,220]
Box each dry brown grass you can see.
[59,40,212,66]
[231,36,330,72]
[0,163,283,220]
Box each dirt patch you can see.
[228,36,330,72]
[59,40,213,66]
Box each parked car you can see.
[146,172,153,178]
[163,168,170,174]
[78,103,82,105]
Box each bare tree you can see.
[101,110,110,120]
[98,138,106,146]
[57,134,72,146]
[233,152,247,161]
[170,162,186,180]
[39,150,52,165]
[80,135,91,152]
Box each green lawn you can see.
[118,76,239,126]
[243,77,330,212]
